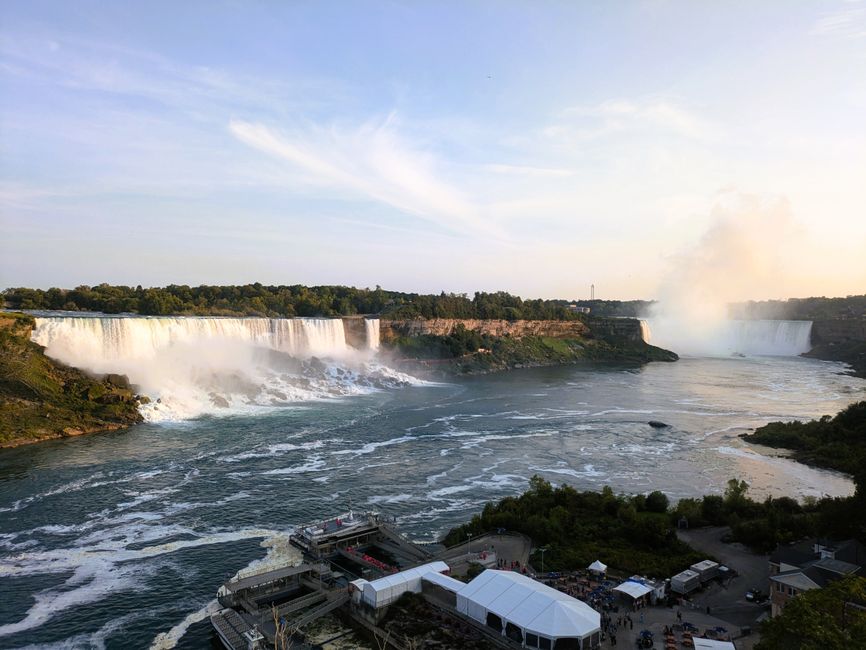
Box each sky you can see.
[1,0,865,301]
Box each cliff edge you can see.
[0,312,144,447]
[804,319,866,379]
[381,317,677,375]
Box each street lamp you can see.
[539,547,547,575]
[467,533,473,558]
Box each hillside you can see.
[0,313,144,447]
[382,318,677,375]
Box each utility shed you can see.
[690,560,720,583]
[359,561,449,609]
[671,569,701,594]
[456,570,601,649]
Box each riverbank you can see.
[804,341,866,379]
[740,401,866,478]
[0,312,144,447]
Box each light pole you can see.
[467,533,473,559]
[539,547,547,575]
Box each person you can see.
[639,612,644,624]
[706,605,711,615]
[677,609,682,622]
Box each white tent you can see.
[587,560,607,573]
[612,580,653,600]
[693,640,735,650]
[456,570,600,648]
[421,571,465,593]
[361,561,449,608]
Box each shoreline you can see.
[0,421,131,449]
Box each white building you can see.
[349,560,450,608]
[456,570,601,649]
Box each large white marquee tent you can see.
[456,570,601,649]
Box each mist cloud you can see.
[647,194,810,354]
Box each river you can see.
[1,351,864,647]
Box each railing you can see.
[290,592,349,630]
[273,591,326,618]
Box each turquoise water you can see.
[1,357,863,648]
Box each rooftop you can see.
[770,570,821,592]
[224,563,314,593]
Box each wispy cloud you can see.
[482,163,575,178]
[544,99,717,142]
[229,117,493,236]
[812,7,866,39]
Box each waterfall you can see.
[365,318,380,351]
[642,318,813,357]
[28,316,416,422]
[727,320,813,356]
[32,316,350,363]
[639,320,652,344]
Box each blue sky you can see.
[1,0,865,300]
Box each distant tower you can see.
[591,284,595,300]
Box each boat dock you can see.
[212,511,435,649]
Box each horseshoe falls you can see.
[642,318,813,357]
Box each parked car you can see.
[746,589,767,603]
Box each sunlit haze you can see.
[1,1,865,300]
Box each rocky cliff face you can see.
[0,313,144,447]
[583,317,644,343]
[341,316,369,349]
[811,319,866,345]
[380,318,590,343]
[806,319,866,379]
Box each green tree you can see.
[757,576,866,650]
[645,490,670,513]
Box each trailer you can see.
[690,560,720,583]
[671,569,701,594]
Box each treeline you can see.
[2,284,584,321]
[671,477,865,553]
[729,294,866,321]
[569,299,653,318]
[444,468,865,577]
[442,476,703,577]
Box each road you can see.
[434,532,531,576]
[676,526,770,630]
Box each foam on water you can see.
[0,527,289,638]
[149,600,220,650]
